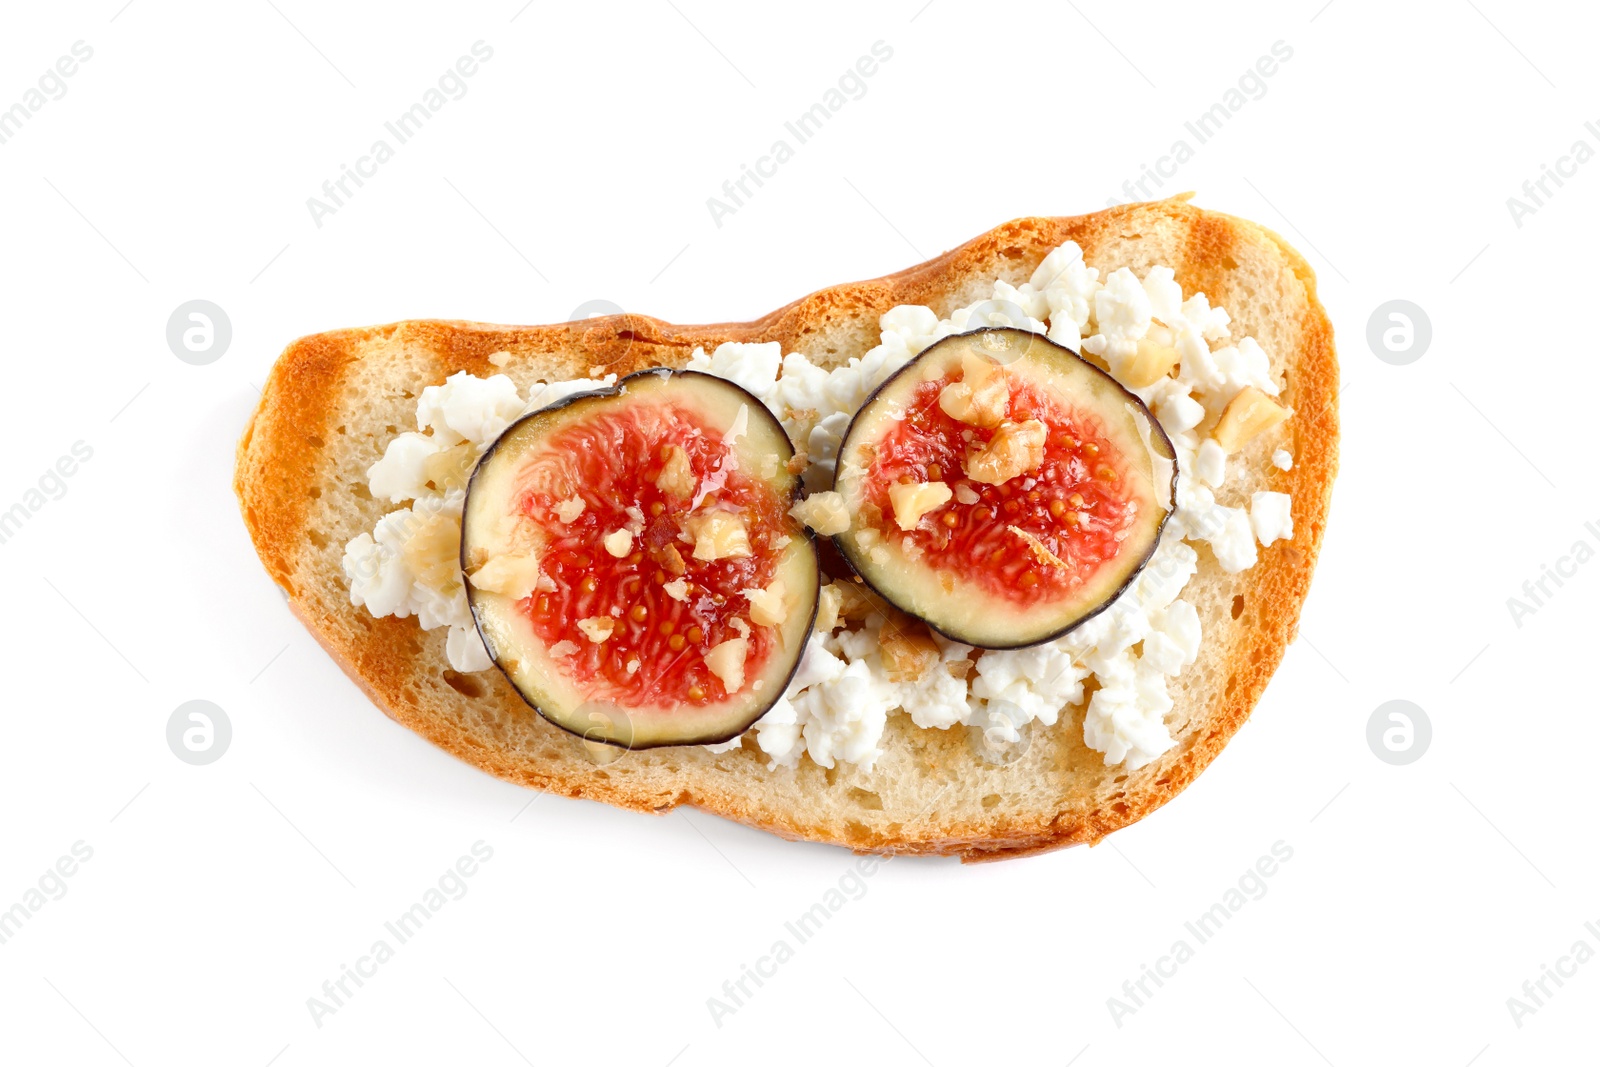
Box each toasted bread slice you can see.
[235,197,1337,861]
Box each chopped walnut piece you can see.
[686,510,752,561]
[422,443,476,492]
[878,609,940,683]
[401,512,462,594]
[655,444,696,498]
[1122,335,1181,388]
[938,352,1009,428]
[887,481,953,531]
[1007,525,1067,569]
[1212,387,1289,454]
[814,583,844,633]
[468,554,541,599]
[658,543,688,576]
[741,579,788,627]
[829,579,876,623]
[789,491,850,535]
[964,419,1046,485]
[704,637,748,694]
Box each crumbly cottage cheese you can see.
[343,372,615,675]
[342,240,1290,773]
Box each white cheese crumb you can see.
[1195,438,1227,489]
[1206,505,1259,572]
[1250,491,1294,546]
[549,640,580,658]
[367,432,444,503]
[416,371,524,447]
[446,625,493,673]
[663,579,690,602]
[1272,448,1293,471]
[555,496,585,523]
[602,529,633,558]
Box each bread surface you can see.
[235,197,1338,861]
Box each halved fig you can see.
[832,328,1176,649]
[461,369,819,749]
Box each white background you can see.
[1,1,1595,1063]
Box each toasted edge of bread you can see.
[235,197,1337,861]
